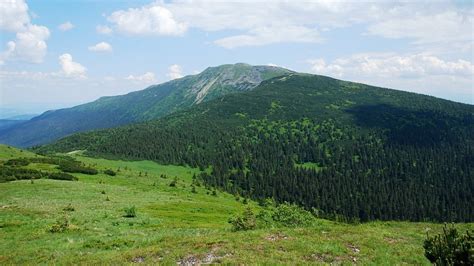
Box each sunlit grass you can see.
[1,152,472,264]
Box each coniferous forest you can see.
[37,74,474,222]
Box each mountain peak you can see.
[0,63,292,147]
[188,63,292,104]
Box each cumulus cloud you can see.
[0,0,30,32]
[215,25,322,49]
[308,53,474,102]
[1,24,50,63]
[59,53,87,78]
[0,0,50,63]
[166,64,183,80]
[107,4,186,36]
[125,72,156,83]
[58,21,74,31]
[308,53,474,79]
[101,1,472,51]
[96,25,112,34]
[367,10,473,54]
[88,42,112,52]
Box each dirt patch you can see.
[178,255,200,265]
[384,237,400,244]
[347,243,360,253]
[131,256,145,263]
[307,253,347,264]
[265,232,289,241]
[307,250,359,264]
[177,253,231,265]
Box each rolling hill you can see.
[38,73,474,222]
[0,63,291,148]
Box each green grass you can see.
[0,150,472,264]
[0,144,39,161]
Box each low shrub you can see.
[63,204,75,212]
[58,161,98,175]
[49,172,77,181]
[270,202,315,227]
[4,158,29,166]
[0,166,44,182]
[104,169,116,176]
[229,201,317,231]
[229,207,256,231]
[49,216,70,233]
[169,177,178,187]
[123,206,137,218]
[424,224,473,265]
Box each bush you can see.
[424,224,473,265]
[4,158,29,166]
[63,204,75,212]
[0,166,44,182]
[229,207,256,231]
[58,161,98,175]
[169,177,178,187]
[104,169,116,176]
[49,172,77,181]
[271,202,315,227]
[123,206,137,218]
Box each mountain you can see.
[0,119,26,131]
[2,114,38,120]
[0,63,291,147]
[39,73,474,222]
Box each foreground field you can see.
[0,147,472,264]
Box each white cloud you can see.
[125,72,156,83]
[214,25,322,49]
[0,0,30,32]
[0,0,50,64]
[102,1,472,51]
[309,53,474,79]
[308,53,474,102]
[1,24,50,63]
[59,53,87,78]
[88,42,112,52]
[308,58,344,77]
[96,25,112,34]
[0,70,157,107]
[367,10,473,53]
[107,4,186,36]
[166,64,183,80]
[58,21,74,31]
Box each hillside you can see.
[0,64,290,148]
[0,120,26,131]
[38,74,474,222]
[1,145,471,264]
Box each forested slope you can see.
[38,74,474,222]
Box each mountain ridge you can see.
[0,63,291,147]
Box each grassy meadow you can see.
[0,145,472,264]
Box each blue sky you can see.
[0,0,473,116]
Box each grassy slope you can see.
[0,144,39,161]
[1,147,472,264]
